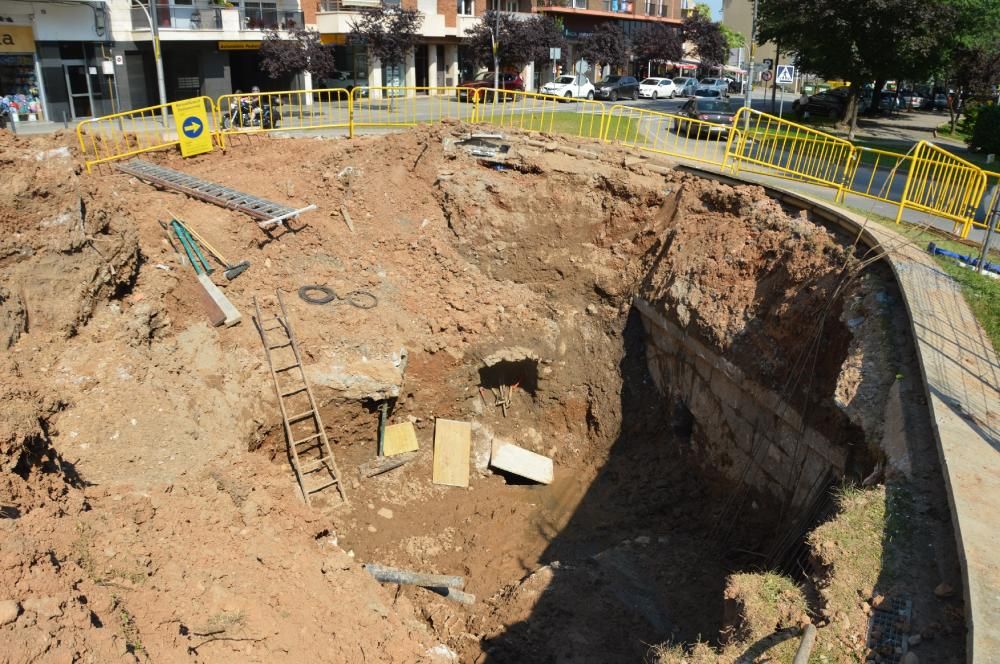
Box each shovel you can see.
[170,214,250,280]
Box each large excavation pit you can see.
[0,126,967,662]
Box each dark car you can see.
[456,72,524,102]
[792,86,851,119]
[594,76,640,101]
[674,98,739,137]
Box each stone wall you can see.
[634,297,848,513]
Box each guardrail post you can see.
[348,88,355,138]
[895,143,919,225]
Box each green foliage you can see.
[632,23,684,64]
[683,11,728,67]
[259,27,335,79]
[348,6,423,68]
[936,255,1000,354]
[579,23,628,72]
[969,104,1000,154]
[720,24,746,49]
[463,12,566,69]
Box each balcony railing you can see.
[600,0,635,13]
[644,1,668,15]
[535,0,591,9]
[131,4,303,31]
[319,0,398,10]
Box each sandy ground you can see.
[0,124,964,662]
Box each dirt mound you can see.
[0,124,961,662]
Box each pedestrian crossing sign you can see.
[776,65,795,85]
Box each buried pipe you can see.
[928,242,1000,276]
[792,624,817,664]
[363,563,465,589]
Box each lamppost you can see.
[131,0,169,124]
[490,7,501,92]
[742,0,757,133]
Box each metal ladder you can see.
[118,158,315,229]
[254,291,347,507]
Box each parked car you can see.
[698,78,730,95]
[900,91,925,110]
[540,74,595,100]
[792,86,851,119]
[638,77,677,99]
[674,98,739,137]
[456,72,524,102]
[693,87,725,98]
[594,76,640,101]
[673,76,699,97]
[933,93,949,111]
[317,71,369,97]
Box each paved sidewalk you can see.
[681,162,1000,662]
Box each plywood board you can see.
[383,422,419,456]
[433,419,471,487]
[490,441,554,485]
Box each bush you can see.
[969,103,1000,154]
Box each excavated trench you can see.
[250,139,907,662]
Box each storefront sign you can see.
[218,41,261,50]
[0,25,35,54]
[321,34,346,46]
[172,98,214,158]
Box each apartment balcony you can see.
[318,0,450,37]
[535,0,679,20]
[130,4,304,34]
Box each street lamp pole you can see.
[133,0,169,124]
[742,0,757,133]
[491,7,500,92]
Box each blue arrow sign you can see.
[182,117,204,139]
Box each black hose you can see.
[298,285,378,309]
[298,285,338,304]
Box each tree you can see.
[579,23,628,76]
[463,13,566,70]
[258,27,335,81]
[758,0,959,138]
[720,24,745,50]
[632,23,683,66]
[349,6,423,74]
[683,10,728,68]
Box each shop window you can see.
[457,0,474,15]
[1,54,43,121]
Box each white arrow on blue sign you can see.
[776,64,795,85]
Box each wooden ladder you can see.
[254,291,347,507]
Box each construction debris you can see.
[362,564,465,589]
[432,419,471,488]
[358,452,416,478]
[490,440,554,485]
[383,422,419,456]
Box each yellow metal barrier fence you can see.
[843,146,914,205]
[215,88,351,147]
[968,169,1000,234]
[77,96,216,172]
[472,89,606,140]
[724,108,857,199]
[894,141,987,238]
[602,104,737,167]
[349,87,478,133]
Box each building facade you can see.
[720,0,776,83]
[2,0,697,123]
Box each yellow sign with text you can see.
[172,98,214,158]
[218,41,261,50]
[0,25,35,54]
[320,34,346,46]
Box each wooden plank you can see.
[383,422,419,456]
[490,440,554,485]
[432,419,471,488]
[194,277,226,327]
[197,273,242,327]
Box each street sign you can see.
[575,59,589,75]
[760,70,772,82]
[776,64,795,85]
[762,58,773,70]
[549,47,561,60]
[173,98,213,158]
